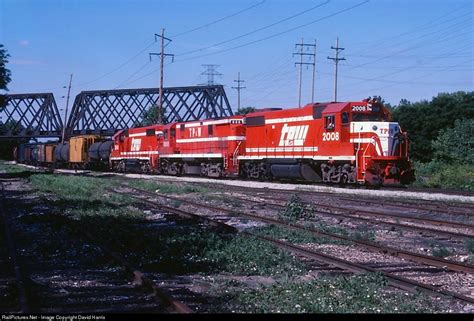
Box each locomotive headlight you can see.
[372,125,378,131]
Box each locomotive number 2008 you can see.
[322,132,340,141]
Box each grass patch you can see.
[220,273,442,313]
[432,247,452,258]
[465,239,474,254]
[249,224,348,245]
[202,233,308,276]
[279,194,314,223]
[127,179,209,194]
[30,174,119,200]
[0,161,26,173]
[352,226,376,242]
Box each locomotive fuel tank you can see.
[270,163,321,181]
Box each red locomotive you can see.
[110,124,164,172]
[108,98,414,186]
[240,99,414,186]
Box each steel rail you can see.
[220,184,474,216]
[121,187,474,274]
[117,187,474,304]
[336,196,474,216]
[236,193,474,231]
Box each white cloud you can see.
[18,40,30,46]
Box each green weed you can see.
[249,225,346,245]
[223,273,441,313]
[127,179,209,194]
[465,239,474,254]
[202,233,308,276]
[279,194,314,223]
[432,247,452,258]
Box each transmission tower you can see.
[294,38,317,107]
[232,72,246,110]
[201,64,222,85]
[327,36,346,102]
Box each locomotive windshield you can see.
[351,113,389,122]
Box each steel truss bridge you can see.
[0,85,233,139]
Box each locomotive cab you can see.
[347,99,414,185]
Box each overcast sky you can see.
[1,0,473,117]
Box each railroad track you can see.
[202,183,474,216]
[114,185,474,305]
[0,176,192,313]
[230,193,474,234]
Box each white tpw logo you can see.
[278,124,309,146]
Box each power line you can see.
[294,38,316,106]
[171,0,266,38]
[174,0,369,63]
[232,72,246,110]
[149,29,174,124]
[327,37,345,102]
[65,2,265,91]
[200,64,222,85]
[114,61,151,89]
[176,0,330,57]
[61,74,73,144]
[348,17,473,69]
[75,40,156,89]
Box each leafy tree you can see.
[392,91,474,162]
[432,118,473,165]
[0,44,11,91]
[135,104,167,127]
[236,106,256,115]
[0,44,12,109]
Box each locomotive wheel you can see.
[339,173,348,187]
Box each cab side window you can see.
[325,115,335,131]
[341,112,349,124]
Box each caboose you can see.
[240,99,414,186]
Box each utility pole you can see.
[232,72,246,110]
[294,38,317,106]
[61,73,73,143]
[149,28,174,124]
[201,64,222,85]
[327,36,345,102]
